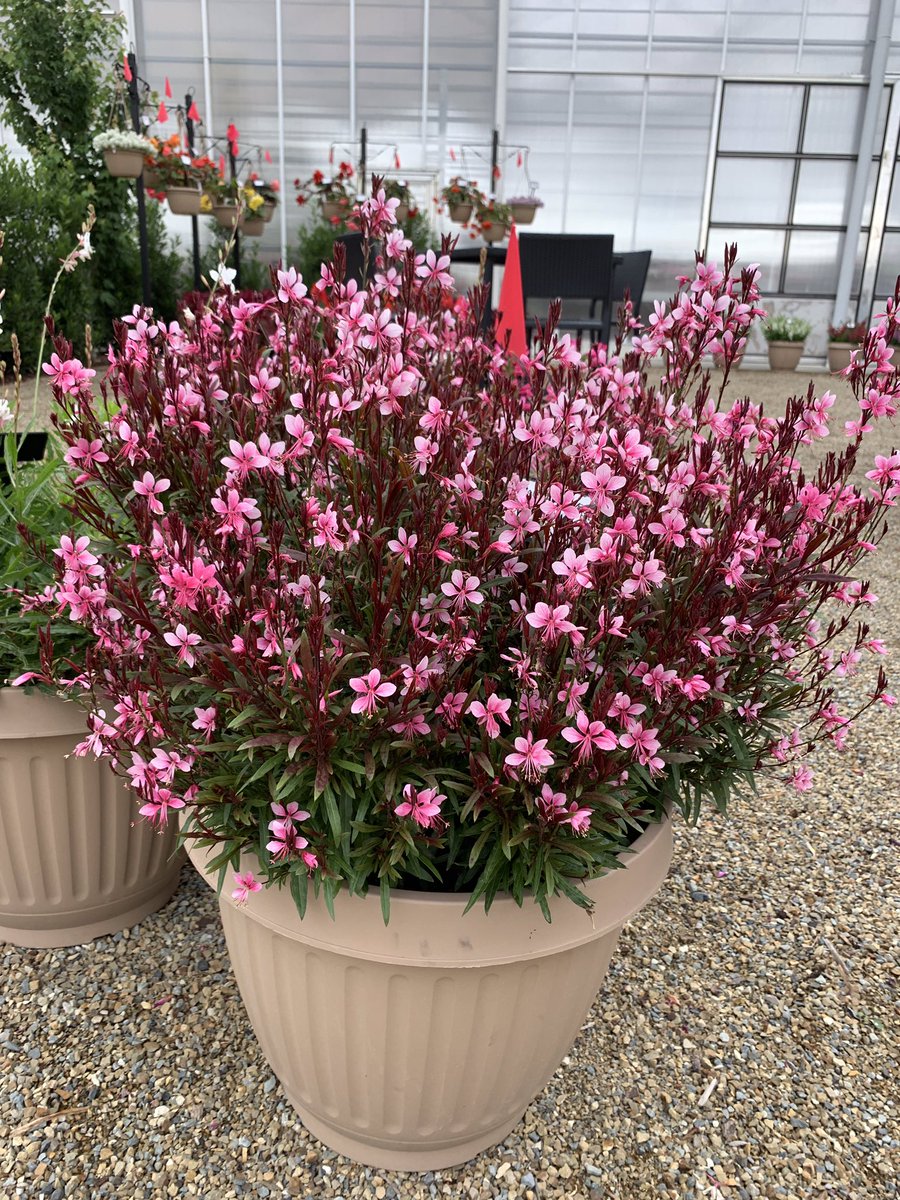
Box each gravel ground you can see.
[2,368,898,1199]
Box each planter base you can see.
[286,1089,521,1171]
[0,864,181,949]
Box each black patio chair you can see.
[610,249,652,335]
[518,233,616,348]
[334,233,377,286]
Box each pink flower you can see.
[138,787,185,823]
[441,570,484,609]
[232,871,262,904]
[790,765,814,792]
[387,527,418,564]
[276,266,308,303]
[468,693,512,738]
[525,602,583,646]
[619,721,663,770]
[221,439,268,475]
[192,706,217,738]
[163,623,202,667]
[561,711,618,762]
[505,731,555,781]
[349,668,397,715]
[133,471,171,514]
[621,556,666,597]
[394,784,445,828]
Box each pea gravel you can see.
[2,370,898,1199]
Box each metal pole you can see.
[127,50,152,306]
[185,92,202,290]
[420,0,430,167]
[832,0,896,325]
[230,144,242,288]
[490,127,499,201]
[199,0,214,140]
[275,0,288,263]
[360,125,367,195]
[494,0,509,141]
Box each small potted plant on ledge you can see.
[32,212,896,1168]
[440,176,484,224]
[828,320,867,373]
[93,129,152,179]
[475,198,513,243]
[762,313,811,371]
[507,192,544,226]
[295,162,356,223]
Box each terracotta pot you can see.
[0,689,182,948]
[213,202,239,229]
[321,199,345,220]
[482,223,509,245]
[828,342,853,373]
[240,214,266,237]
[767,340,804,371]
[261,199,277,223]
[510,202,539,225]
[102,148,145,179]
[185,814,671,1169]
[167,185,203,216]
[449,202,473,223]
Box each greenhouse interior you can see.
[1,1,898,1198]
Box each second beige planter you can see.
[186,815,672,1169]
[767,340,804,370]
[0,688,182,948]
[828,342,853,372]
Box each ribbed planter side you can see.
[828,343,853,373]
[767,341,804,371]
[0,689,182,948]
[187,816,672,1169]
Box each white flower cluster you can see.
[92,129,151,154]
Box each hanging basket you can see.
[482,223,509,245]
[103,148,145,179]
[240,214,266,237]
[142,164,163,191]
[394,203,409,223]
[320,199,346,220]
[449,202,473,224]
[510,201,539,226]
[213,202,240,229]
[261,198,277,224]
[167,185,203,216]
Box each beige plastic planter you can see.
[828,342,853,372]
[321,199,346,220]
[103,148,145,178]
[449,202,473,223]
[213,202,239,229]
[767,340,804,371]
[240,214,266,237]
[167,185,203,216]
[0,688,182,948]
[186,815,672,1170]
[261,199,277,224]
[510,202,539,225]
[482,223,509,245]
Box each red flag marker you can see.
[329,146,334,164]
[496,224,528,359]
[449,147,456,161]
[164,76,172,98]
[218,155,226,177]
[187,101,201,122]
[394,150,401,169]
[157,101,168,123]
[264,149,272,163]
[122,53,132,82]
[517,151,523,168]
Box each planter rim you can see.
[765,339,805,347]
[184,812,671,968]
[0,686,90,739]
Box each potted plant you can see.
[0,396,181,946]
[827,320,867,373]
[296,162,356,223]
[252,178,280,224]
[151,147,216,216]
[475,199,513,244]
[93,129,152,179]
[440,177,483,224]
[507,193,544,226]
[762,313,811,371]
[383,178,414,223]
[238,183,267,237]
[33,215,894,1167]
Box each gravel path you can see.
[2,369,898,1199]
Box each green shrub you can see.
[762,314,811,343]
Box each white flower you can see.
[76,231,92,262]
[0,397,12,430]
[210,265,237,292]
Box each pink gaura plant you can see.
[29,204,898,918]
